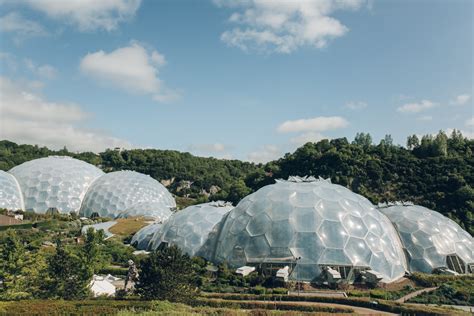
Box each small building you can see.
[235,266,256,277]
[276,266,290,282]
[0,214,22,226]
[89,275,117,297]
[361,270,384,286]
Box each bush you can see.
[251,286,266,295]
[135,246,197,303]
[272,287,288,295]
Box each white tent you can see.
[89,275,116,297]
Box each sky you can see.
[0,0,472,163]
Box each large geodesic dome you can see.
[149,201,234,258]
[9,156,104,213]
[131,222,163,250]
[212,177,407,282]
[379,203,474,274]
[0,170,24,211]
[79,170,176,219]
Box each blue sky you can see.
[0,0,472,162]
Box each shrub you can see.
[272,287,288,295]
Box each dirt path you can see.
[207,298,396,315]
[395,287,438,303]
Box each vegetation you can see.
[408,273,474,306]
[135,246,197,302]
[347,285,417,300]
[108,217,149,236]
[201,293,465,315]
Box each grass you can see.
[347,286,417,300]
[108,217,149,236]
[201,293,466,315]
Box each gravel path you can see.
[395,287,438,303]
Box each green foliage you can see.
[408,279,474,306]
[41,240,92,299]
[347,286,416,300]
[83,227,108,273]
[135,246,197,302]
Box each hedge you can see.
[201,293,464,315]
[410,272,474,287]
[193,298,353,313]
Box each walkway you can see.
[395,287,438,303]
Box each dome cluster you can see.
[131,176,473,283]
[1,156,175,220]
[1,156,473,283]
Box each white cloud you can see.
[345,101,367,110]
[450,94,471,106]
[187,143,233,159]
[290,132,328,146]
[24,58,57,79]
[0,76,131,152]
[397,100,436,113]
[216,0,369,53]
[247,145,281,163]
[417,115,432,121]
[466,117,474,127]
[277,116,349,133]
[445,128,474,140]
[79,42,179,102]
[188,143,227,153]
[9,0,141,31]
[0,12,48,39]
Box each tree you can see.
[135,246,197,302]
[0,230,28,299]
[83,227,107,273]
[42,240,92,299]
[407,134,420,149]
[353,132,372,148]
[0,230,47,300]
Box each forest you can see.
[0,129,473,234]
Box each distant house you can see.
[0,214,22,226]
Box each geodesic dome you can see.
[0,170,24,211]
[212,177,407,282]
[121,201,172,221]
[79,170,176,219]
[379,203,474,274]
[9,156,104,213]
[149,201,234,258]
[131,222,163,250]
